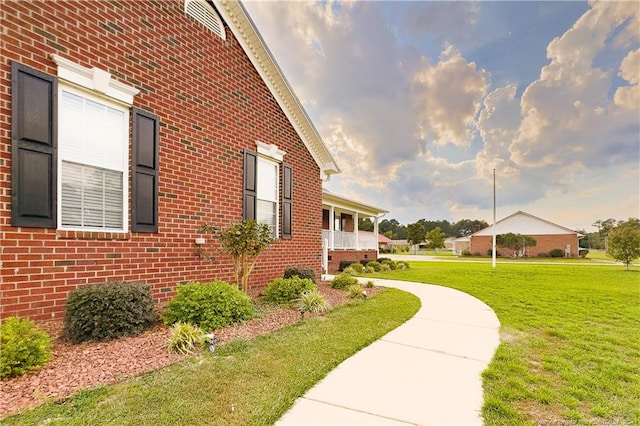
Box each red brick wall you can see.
[327,250,378,273]
[0,1,323,320]
[470,234,580,258]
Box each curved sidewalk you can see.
[277,278,501,425]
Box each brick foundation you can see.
[327,250,378,273]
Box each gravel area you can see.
[0,282,382,419]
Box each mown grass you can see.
[368,262,640,425]
[1,289,419,426]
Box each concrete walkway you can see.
[276,278,500,426]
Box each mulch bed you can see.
[0,282,382,419]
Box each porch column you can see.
[354,212,359,250]
[329,205,335,250]
[374,215,380,256]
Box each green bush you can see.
[549,248,564,258]
[294,289,330,317]
[63,281,155,343]
[164,281,253,331]
[263,277,316,305]
[330,272,358,289]
[379,258,397,270]
[364,280,375,288]
[338,260,357,271]
[342,266,358,275]
[283,266,317,283]
[365,261,381,271]
[461,249,471,256]
[395,261,410,270]
[349,262,364,273]
[167,322,204,355]
[346,284,365,299]
[0,317,52,379]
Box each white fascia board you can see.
[212,0,340,178]
[322,190,388,217]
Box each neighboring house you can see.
[1,0,341,320]
[358,231,392,252]
[322,190,388,273]
[446,236,470,255]
[469,211,581,258]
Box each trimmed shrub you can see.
[283,266,317,283]
[164,281,253,331]
[167,322,204,355]
[580,249,589,258]
[339,260,357,271]
[549,248,564,258]
[1,317,52,379]
[63,281,155,343]
[263,277,316,305]
[377,257,391,264]
[330,272,358,289]
[461,249,471,256]
[379,263,391,272]
[295,289,330,317]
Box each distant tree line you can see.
[358,217,489,241]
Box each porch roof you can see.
[322,189,388,217]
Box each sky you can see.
[243,0,640,232]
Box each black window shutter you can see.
[243,149,257,221]
[281,163,292,239]
[11,62,57,228]
[132,108,159,232]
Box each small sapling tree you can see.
[200,220,273,293]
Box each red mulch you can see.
[0,282,382,419]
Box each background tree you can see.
[201,220,273,293]
[425,226,446,250]
[358,217,374,232]
[407,222,426,252]
[607,218,640,271]
[496,233,537,258]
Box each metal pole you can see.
[492,168,497,268]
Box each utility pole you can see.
[492,168,497,268]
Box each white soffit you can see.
[212,0,340,179]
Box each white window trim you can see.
[255,141,286,238]
[51,53,139,106]
[257,156,279,238]
[257,141,286,162]
[56,83,130,233]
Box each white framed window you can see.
[256,156,279,237]
[58,84,129,231]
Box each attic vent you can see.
[185,0,226,40]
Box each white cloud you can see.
[414,46,489,147]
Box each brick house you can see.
[322,190,388,273]
[0,0,341,320]
[469,211,581,258]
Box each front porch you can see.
[321,189,388,273]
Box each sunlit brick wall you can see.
[0,0,323,320]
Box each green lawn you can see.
[1,289,419,426]
[369,262,640,425]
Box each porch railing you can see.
[322,229,378,250]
